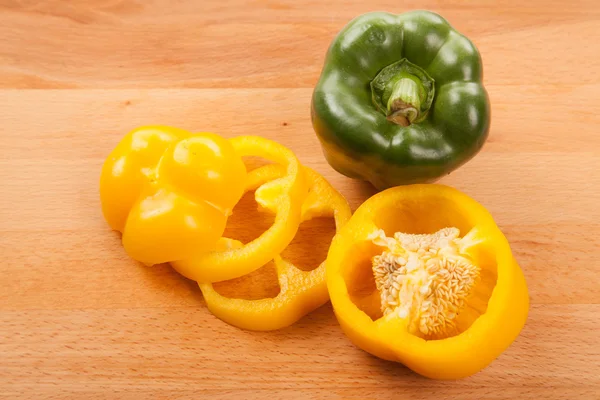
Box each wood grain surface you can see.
[1,0,599,399]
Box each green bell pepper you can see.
[311,10,490,190]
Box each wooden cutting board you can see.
[1,1,598,398]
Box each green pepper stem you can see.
[370,59,435,127]
[386,77,423,127]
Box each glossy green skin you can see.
[311,11,490,190]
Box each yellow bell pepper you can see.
[326,184,529,379]
[194,165,351,331]
[100,126,247,265]
[171,136,308,282]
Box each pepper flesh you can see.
[325,184,529,379]
[171,136,309,283]
[196,165,352,331]
[100,126,247,265]
[311,11,490,189]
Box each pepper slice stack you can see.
[100,126,350,330]
[100,126,308,275]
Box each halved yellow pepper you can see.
[100,126,247,265]
[171,137,308,282]
[326,184,529,379]
[194,165,352,331]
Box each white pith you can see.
[369,227,480,338]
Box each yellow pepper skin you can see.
[326,184,529,379]
[100,126,247,265]
[194,166,351,331]
[171,136,309,283]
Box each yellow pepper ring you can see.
[326,184,529,379]
[171,136,309,283]
[196,165,352,331]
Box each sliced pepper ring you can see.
[325,184,529,379]
[171,136,309,283]
[197,166,352,331]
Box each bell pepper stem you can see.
[370,58,435,127]
[386,77,423,127]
